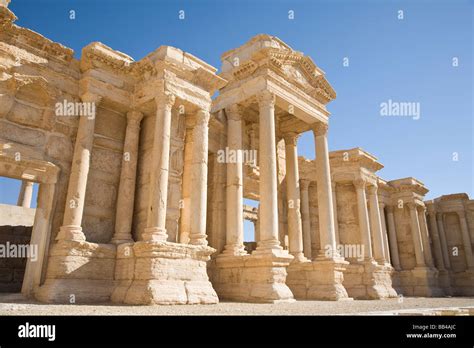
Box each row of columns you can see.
[222,90,338,262]
[426,208,474,271]
[57,91,211,247]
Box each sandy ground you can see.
[0,293,473,315]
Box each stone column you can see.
[354,179,372,260]
[284,133,305,262]
[436,212,451,269]
[332,182,340,246]
[386,205,401,270]
[57,93,101,241]
[313,123,338,259]
[17,180,34,208]
[112,111,143,244]
[408,203,426,267]
[221,105,246,255]
[379,202,391,263]
[189,109,211,245]
[367,185,385,263]
[426,208,446,271]
[300,179,312,259]
[179,125,193,244]
[142,93,175,242]
[418,206,434,267]
[255,91,281,251]
[457,210,474,269]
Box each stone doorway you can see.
[0,177,37,293]
[0,154,59,298]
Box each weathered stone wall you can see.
[444,213,466,272]
[0,16,79,243]
[393,206,417,270]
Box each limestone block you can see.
[36,279,116,304]
[0,119,46,147]
[45,134,73,162]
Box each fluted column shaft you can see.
[457,210,474,269]
[436,213,451,269]
[57,93,101,241]
[426,208,446,271]
[112,111,143,244]
[256,91,281,251]
[368,185,385,263]
[221,106,245,254]
[313,123,337,259]
[284,133,305,261]
[418,206,434,267]
[332,182,340,245]
[300,179,312,259]
[17,181,34,208]
[386,206,401,269]
[189,110,210,245]
[142,93,175,241]
[379,202,390,263]
[408,203,426,267]
[354,179,372,260]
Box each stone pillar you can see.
[354,179,372,260]
[179,125,193,244]
[367,185,385,263]
[436,212,451,269]
[112,111,143,244]
[313,123,338,259]
[57,93,101,241]
[142,93,175,242]
[189,109,211,246]
[255,91,281,251]
[457,210,474,269]
[379,202,391,263]
[300,179,312,259]
[284,133,305,262]
[17,180,34,208]
[332,182,340,246]
[408,203,426,267]
[386,205,401,270]
[426,208,446,271]
[221,105,246,255]
[418,206,435,267]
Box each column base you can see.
[286,258,350,301]
[211,249,295,303]
[396,267,444,297]
[35,240,116,303]
[343,259,398,300]
[56,225,86,242]
[113,241,218,305]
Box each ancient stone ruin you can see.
[0,2,472,304]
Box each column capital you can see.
[257,90,275,108]
[155,92,175,109]
[225,104,242,121]
[436,212,444,219]
[367,184,378,195]
[406,202,418,211]
[81,92,102,105]
[195,109,210,125]
[126,110,144,126]
[456,209,466,220]
[312,122,328,136]
[426,203,437,214]
[283,132,299,146]
[353,178,367,190]
[300,179,311,191]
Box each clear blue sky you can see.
[1,0,472,240]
